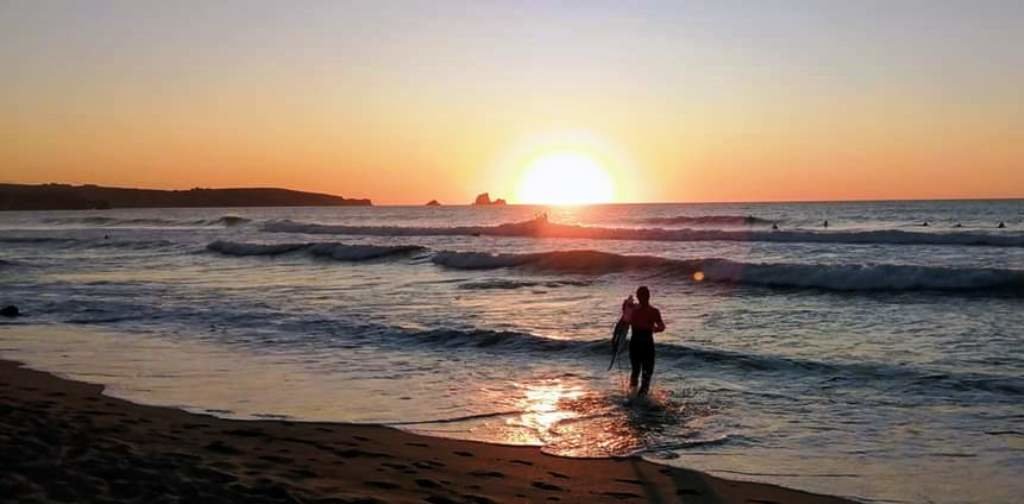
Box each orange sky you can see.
[1,3,1022,204]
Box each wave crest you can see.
[373,325,1024,398]
[42,215,251,227]
[264,217,1023,248]
[206,240,426,261]
[640,214,773,226]
[431,249,1024,293]
[208,240,1024,294]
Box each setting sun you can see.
[515,152,615,205]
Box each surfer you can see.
[628,286,665,397]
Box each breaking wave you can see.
[0,236,174,250]
[0,236,77,245]
[365,325,1024,399]
[263,217,1024,248]
[42,215,252,227]
[207,240,1024,294]
[431,249,1024,293]
[208,216,251,226]
[206,240,426,261]
[457,279,592,290]
[639,214,774,226]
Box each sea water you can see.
[1,201,1021,503]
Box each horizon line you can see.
[2,181,1022,206]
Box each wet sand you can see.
[0,358,855,503]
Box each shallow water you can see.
[1,201,1022,503]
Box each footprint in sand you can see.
[469,470,504,478]
[531,481,564,492]
[257,455,292,464]
[364,480,400,490]
[425,496,457,504]
[413,460,445,469]
[414,479,442,489]
[603,492,641,500]
[204,441,241,455]
[223,428,265,438]
[288,468,317,479]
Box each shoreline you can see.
[0,357,857,503]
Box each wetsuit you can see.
[628,304,663,396]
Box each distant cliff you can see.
[0,183,372,210]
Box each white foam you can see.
[263,217,1024,248]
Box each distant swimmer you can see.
[823,220,829,228]
[998,222,1006,229]
[623,286,665,397]
[954,223,963,228]
[772,223,779,231]
[922,222,929,227]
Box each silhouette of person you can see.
[998,222,1006,229]
[922,221,929,227]
[772,223,779,230]
[626,286,665,397]
[823,220,829,228]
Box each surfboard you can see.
[608,318,630,370]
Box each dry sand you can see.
[0,359,854,503]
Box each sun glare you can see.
[516,152,615,205]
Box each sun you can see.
[516,151,615,205]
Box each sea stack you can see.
[425,200,441,206]
[473,193,507,206]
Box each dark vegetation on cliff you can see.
[0,183,372,210]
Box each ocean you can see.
[1,200,1021,503]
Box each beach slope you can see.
[0,359,854,503]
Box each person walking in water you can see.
[626,286,665,396]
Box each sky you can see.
[1,0,1022,204]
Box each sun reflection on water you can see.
[499,378,722,458]
[506,379,585,445]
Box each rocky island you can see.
[473,192,506,206]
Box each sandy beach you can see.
[0,358,855,503]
